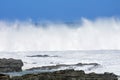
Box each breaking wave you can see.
[0,17,120,51]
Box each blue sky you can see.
[0,0,120,22]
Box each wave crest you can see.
[0,17,120,51]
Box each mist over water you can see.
[0,17,120,52]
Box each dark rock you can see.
[27,63,100,71]
[0,69,118,80]
[0,58,23,72]
[27,54,49,57]
[27,54,59,57]
[0,74,9,80]
[76,63,100,66]
[11,69,118,80]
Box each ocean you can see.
[0,17,120,76]
[0,50,120,76]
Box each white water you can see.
[0,50,120,75]
[0,17,120,51]
[0,17,120,75]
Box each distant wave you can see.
[0,17,120,51]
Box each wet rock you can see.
[27,54,59,57]
[75,63,100,66]
[0,58,23,72]
[0,74,9,80]
[27,63,100,71]
[11,69,118,80]
[27,54,49,57]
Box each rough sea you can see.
[0,17,120,77]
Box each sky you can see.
[0,0,120,22]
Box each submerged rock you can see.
[27,62,100,71]
[27,54,50,57]
[0,58,23,72]
[27,54,59,57]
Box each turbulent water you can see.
[0,17,120,75]
[0,17,120,51]
[0,50,120,75]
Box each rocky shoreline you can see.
[0,58,119,80]
[0,69,118,80]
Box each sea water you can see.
[0,18,120,76]
[0,50,120,76]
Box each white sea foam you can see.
[0,50,120,75]
[0,17,120,51]
[0,17,120,75]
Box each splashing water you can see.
[0,17,120,51]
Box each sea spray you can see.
[0,17,120,51]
